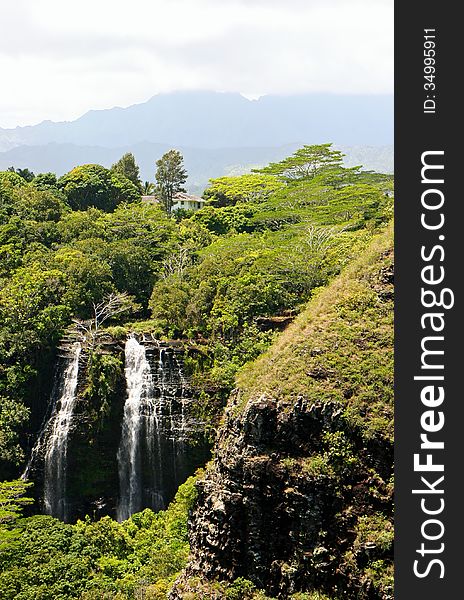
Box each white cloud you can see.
[0,0,393,127]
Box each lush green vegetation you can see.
[0,476,197,599]
[173,575,336,600]
[0,145,393,473]
[0,144,393,598]
[0,479,338,600]
[237,225,394,441]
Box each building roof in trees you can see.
[173,192,203,202]
[142,192,203,204]
[141,194,160,203]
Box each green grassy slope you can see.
[236,223,394,443]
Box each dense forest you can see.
[0,145,393,599]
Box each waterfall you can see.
[145,346,187,511]
[117,336,200,522]
[23,334,209,523]
[39,341,82,521]
[116,336,152,521]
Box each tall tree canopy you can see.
[203,174,285,207]
[58,164,140,212]
[254,143,345,182]
[155,150,187,214]
[111,152,142,192]
[0,479,33,524]
[0,171,27,190]
[30,172,59,191]
[7,167,35,183]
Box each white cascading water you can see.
[42,341,82,521]
[144,345,190,512]
[116,336,152,521]
[144,347,166,510]
[117,336,193,522]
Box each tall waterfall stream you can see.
[116,336,152,521]
[23,341,82,522]
[116,336,193,522]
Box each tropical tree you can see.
[59,164,140,211]
[0,263,69,348]
[0,398,30,467]
[7,167,35,182]
[142,181,155,195]
[52,247,115,316]
[0,171,27,189]
[31,172,59,191]
[111,152,142,192]
[0,479,34,546]
[155,150,187,214]
[203,174,284,207]
[253,143,345,182]
[10,186,69,222]
[0,479,34,525]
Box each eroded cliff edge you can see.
[171,225,394,600]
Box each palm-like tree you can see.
[142,181,155,195]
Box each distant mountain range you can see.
[0,92,393,191]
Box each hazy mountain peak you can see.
[0,90,392,150]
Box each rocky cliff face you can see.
[172,228,394,600]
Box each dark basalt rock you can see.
[171,394,393,599]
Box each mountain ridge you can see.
[0,91,393,151]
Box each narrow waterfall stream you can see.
[116,336,152,521]
[30,341,82,521]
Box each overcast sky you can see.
[0,0,393,128]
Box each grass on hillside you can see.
[236,223,394,443]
